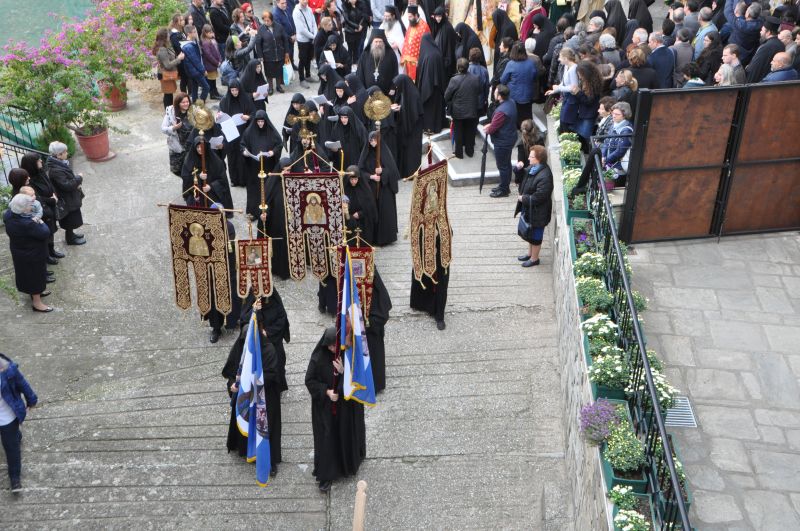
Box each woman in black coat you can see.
[255,11,290,94]
[454,22,485,66]
[514,145,553,268]
[240,109,282,218]
[343,164,378,244]
[218,80,256,187]
[697,31,723,86]
[627,0,653,34]
[20,154,61,263]
[491,9,518,76]
[46,142,85,246]
[342,0,368,67]
[3,194,52,312]
[444,57,481,159]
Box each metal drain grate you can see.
[665,396,697,428]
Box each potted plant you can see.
[548,101,562,122]
[608,484,658,531]
[576,276,614,318]
[652,435,694,516]
[560,139,583,167]
[602,168,617,192]
[581,313,619,368]
[569,218,597,261]
[73,109,115,161]
[579,399,621,445]
[601,407,648,493]
[589,353,630,400]
[574,252,606,279]
[563,167,590,222]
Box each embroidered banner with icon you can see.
[409,160,452,282]
[336,245,375,324]
[282,172,345,282]
[168,205,232,316]
[237,238,273,298]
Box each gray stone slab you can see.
[709,320,767,351]
[750,450,800,492]
[672,265,753,290]
[652,287,719,310]
[692,491,744,524]
[686,369,743,401]
[753,353,800,409]
[708,438,753,473]
[755,286,796,314]
[764,325,800,353]
[743,490,800,529]
[697,407,759,440]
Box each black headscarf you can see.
[358,131,400,196]
[182,135,226,178]
[241,109,282,154]
[331,106,368,168]
[531,13,555,58]
[343,164,378,243]
[605,0,628,47]
[416,33,445,103]
[391,74,424,137]
[318,63,344,102]
[219,79,256,117]
[324,33,351,75]
[491,9,518,67]
[283,92,307,143]
[454,22,484,66]
[431,7,457,79]
[239,58,267,94]
[627,0,653,34]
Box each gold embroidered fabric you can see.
[168,205,232,316]
[236,238,273,298]
[409,160,452,282]
[282,172,345,281]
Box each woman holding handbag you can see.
[155,28,185,109]
[515,145,553,268]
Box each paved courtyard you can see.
[0,85,572,529]
[630,233,800,530]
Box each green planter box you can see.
[601,442,649,493]
[592,382,627,401]
[569,218,596,262]
[563,186,590,224]
[611,492,658,531]
[655,438,694,517]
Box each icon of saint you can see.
[188,223,210,256]
[303,193,327,225]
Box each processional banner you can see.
[409,160,453,283]
[236,238,273,298]
[282,172,345,281]
[167,205,232,316]
[335,245,375,325]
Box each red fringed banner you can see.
[335,245,375,324]
[282,172,345,281]
[167,205,232,316]
[409,159,452,282]
[236,238,273,298]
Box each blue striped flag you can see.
[339,247,376,406]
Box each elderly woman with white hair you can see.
[599,33,622,69]
[46,141,86,246]
[3,194,53,312]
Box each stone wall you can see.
[548,124,610,530]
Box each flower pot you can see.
[76,129,116,162]
[563,187,590,224]
[601,442,649,493]
[100,81,127,112]
[611,492,658,531]
[655,437,693,516]
[603,179,616,192]
[592,382,628,401]
[569,218,597,262]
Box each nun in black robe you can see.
[344,73,369,124]
[305,327,366,491]
[415,33,447,134]
[343,164,378,244]
[289,135,332,173]
[430,7,457,81]
[358,131,399,246]
[256,158,291,281]
[357,28,399,94]
[282,93,306,155]
[409,234,450,330]
[318,63,344,103]
[222,297,282,471]
[180,136,234,211]
[239,58,270,110]
[239,289,291,392]
[627,0,653,34]
[605,0,628,47]
[364,85,398,159]
[491,9,518,76]
[240,109,282,219]
[531,14,556,59]
[218,80,256,187]
[367,268,392,392]
[332,80,355,115]
[454,22,485,66]
[390,74,424,179]
[328,106,367,171]
[324,34,352,78]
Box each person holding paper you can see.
[240,58,270,110]
[180,136,234,212]
[323,34,351,77]
[240,110,283,218]
[218,80,255,187]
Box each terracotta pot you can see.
[76,129,115,161]
[100,81,127,112]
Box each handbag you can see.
[543,93,560,115]
[160,79,178,93]
[283,59,294,86]
[162,69,179,81]
[517,196,536,241]
[55,197,68,221]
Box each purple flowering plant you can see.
[579,399,620,445]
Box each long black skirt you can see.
[59,208,83,231]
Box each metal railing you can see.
[0,105,45,150]
[0,139,49,186]
[586,138,692,531]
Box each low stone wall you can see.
[548,121,609,530]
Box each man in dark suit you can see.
[647,32,675,88]
[746,17,785,83]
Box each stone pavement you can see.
[629,233,800,530]
[0,84,572,529]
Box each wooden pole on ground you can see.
[352,480,367,531]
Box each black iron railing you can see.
[0,139,48,186]
[0,105,45,150]
[586,139,692,531]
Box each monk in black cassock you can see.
[343,164,378,244]
[358,131,399,246]
[305,326,366,492]
[255,157,291,280]
[318,63,344,103]
[410,234,450,330]
[364,85,398,159]
[357,29,399,94]
[390,74,424,179]
[367,268,392,392]
[240,58,269,111]
[218,80,256,187]
[240,109,282,219]
[327,106,367,171]
[282,93,306,155]
[430,7,457,82]
[344,73,368,126]
[201,203,242,342]
[181,136,234,213]
[222,295,282,475]
[415,33,447,134]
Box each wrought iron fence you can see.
[0,139,48,187]
[586,140,692,531]
[0,105,45,150]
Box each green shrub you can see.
[574,252,605,278]
[560,140,582,165]
[576,276,614,314]
[614,509,650,531]
[559,132,580,143]
[589,354,630,389]
[608,485,637,511]
[36,126,77,159]
[604,419,646,473]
